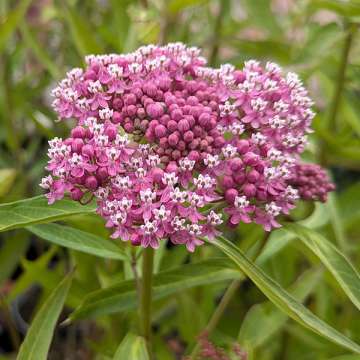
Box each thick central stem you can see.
[140,246,154,355]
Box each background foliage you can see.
[0,0,360,359]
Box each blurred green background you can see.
[0,0,360,359]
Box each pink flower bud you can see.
[147,103,164,118]
[96,167,108,181]
[82,144,94,157]
[225,188,238,203]
[112,111,122,124]
[198,113,210,127]
[188,150,200,162]
[105,125,117,141]
[171,150,181,160]
[171,109,183,121]
[167,120,178,132]
[214,136,225,148]
[247,169,260,183]
[151,167,164,183]
[71,126,86,138]
[71,188,83,201]
[237,140,250,154]
[85,176,98,190]
[222,176,234,189]
[124,122,134,132]
[183,130,194,143]
[243,183,256,197]
[154,124,167,138]
[166,162,178,173]
[178,119,190,133]
[71,138,84,153]
[113,98,123,110]
[124,93,137,105]
[168,133,179,146]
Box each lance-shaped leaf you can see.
[27,223,127,261]
[113,333,149,360]
[69,259,240,321]
[16,271,73,360]
[285,223,360,311]
[239,268,323,348]
[0,196,95,232]
[210,235,360,354]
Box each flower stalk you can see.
[329,23,357,132]
[140,246,154,356]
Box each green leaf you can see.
[239,268,322,348]
[113,333,149,360]
[0,0,32,52]
[62,4,103,57]
[19,22,61,79]
[16,271,73,360]
[0,168,16,197]
[69,259,239,320]
[309,0,360,17]
[257,202,329,265]
[210,235,360,354]
[0,196,95,232]
[27,223,127,261]
[285,223,360,311]
[168,0,209,13]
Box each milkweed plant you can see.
[36,43,338,358]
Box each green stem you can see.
[190,280,240,359]
[328,23,356,132]
[140,247,154,357]
[209,0,227,66]
[189,233,269,359]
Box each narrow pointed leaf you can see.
[27,223,127,260]
[69,259,240,320]
[210,235,360,354]
[0,196,95,232]
[285,223,360,311]
[16,272,73,360]
[239,268,322,347]
[0,0,32,52]
[113,333,149,360]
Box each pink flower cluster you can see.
[42,42,334,251]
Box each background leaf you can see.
[211,235,360,354]
[27,223,128,260]
[113,333,149,360]
[16,271,73,360]
[0,196,95,232]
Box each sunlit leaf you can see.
[0,196,95,232]
[0,168,16,197]
[16,271,73,360]
[285,223,360,311]
[211,235,360,354]
[27,223,128,261]
[113,333,149,360]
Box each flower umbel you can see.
[42,43,334,251]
